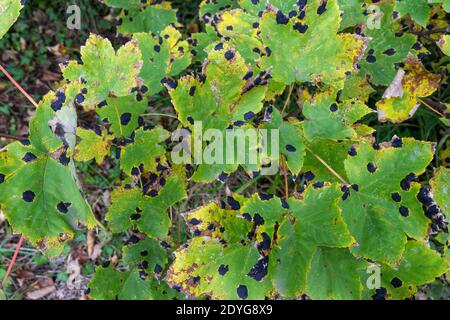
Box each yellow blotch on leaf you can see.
[377,55,441,123]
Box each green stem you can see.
[235,175,262,193]
[141,113,178,119]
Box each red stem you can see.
[0,63,36,288]
[0,64,38,107]
[2,235,24,287]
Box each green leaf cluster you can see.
[0,0,448,300]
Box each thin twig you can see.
[141,113,178,119]
[280,157,289,199]
[235,175,262,193]
[410,26,450,36]
[177,208,181,246]
[0,64,38,108]
[304,145,349,186]
[2,235,24,287]
[0,133,23,141]
[418,98,445,117]
[281,84,294,116]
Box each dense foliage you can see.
[0,0,449,300]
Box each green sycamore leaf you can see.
[106,175,187,239]
[74,128,112,164]
[123,237,168,275]
[89,266,152,300]
[27,83,84,154]
[259,0,368,86]
[341,137,434,266]
[191,25,220,62]
[263,0,299,12]
[188,107,303,183]
[133,26,192,97]
[0,90,96,248]
[167,194,284,299]
[238,0,314,17]
[113,1,178,35]
[96,95,147,139]
[306,248,368,300]
[120,127,170,175]
[43,84,83,151]
[337,0,367,30]
[61,34,143,108]
[28,96,65,153]
[272,184,355,298]
[261,109,305,175]
[196,1,368,99]
[89,265,184,300]
[303,139,353,183]
[397,183,432,240]
[201,6,287,100]
[359,2,416,86]
[381,240,448,299]
[166,237,272,300]
[189,136,239,183]
[395,0,431,27]
[240,193,289,242]
[0,142,95,247]
[302,90,373,141]
[215,9,265,66]
[168,40,272,183]
[199,0,239,20]
[0,0,23,39]
[168,186,357,300]
[237,0,267,15]
[190,124,265,183]
[169,42,268,132]
[165,181,441,300]
[430,167,450,216]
